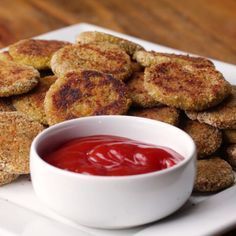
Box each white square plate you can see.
[0,23,236,236]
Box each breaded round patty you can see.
[0,98,15,112]
[223,129,236,144]
[9,39,71,70]
[129,107,180,126]
[127,72,161,108]
[0,60,39,97]
[186,86,236,129]
[44,70,131,125]
[51,43,132,81]
[134,51,215,68]
[12,75,57,125]
[144,62,231,111]
[194,158,234,192]
[0,51,14,62]
[0,171,18,186]
[76,31,144,56]
[182,120,222,158]
[226,144,236,168]
[0,112,44,174]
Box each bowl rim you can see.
[30,115,196,181]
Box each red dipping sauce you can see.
[43,135,184,176]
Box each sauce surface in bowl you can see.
[43,135,184,176]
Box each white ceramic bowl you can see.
[30,115,196,229]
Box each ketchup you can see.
[43,135,184,176]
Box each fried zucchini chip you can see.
[182,120,222,157]
[194,158,234,192]
[0,60,39,97]
[51,43,132,81]
[45,70,131,125]
[186,86,236,129]
[9,39,71,70]
[144,62,231,111]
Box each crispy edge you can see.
[126,72,161,108]
[76,31,144,56]
[134,50,215,68]
[186,86,236,129]
[194,158,234,192]
[182,120,222,158]
[0,171,18,186]
[129,106,180,126]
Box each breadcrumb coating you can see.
[194,158,234,192]
[183,120,222,157]
[9,39,71,70]
[144,62,231,111]
[186,86,236,129]
[51,43,132,81]
[45,70,131,125]
[129,106,180,126]
[12,75,57,124]
[76,31,144,56]
[0,112,44,174]
[0,60,39,97]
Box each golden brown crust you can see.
[9,39,71,70]
[45,70,131,125]
[134,50,215,68]
[226,145,236,168]
[0,60,39,97]
[51,43,132,81]
[0,51,14,62]
[223,129,236,144]
[186,86,236,129]
[194,158,234,192]
[129,107,180,126]
[12,76,57,125]
[0,171,18,186]
[0,112,44,174]
[144,62,231,111]
[182,120,222,158]
[76,31,144,56]
[127,72,161,108]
